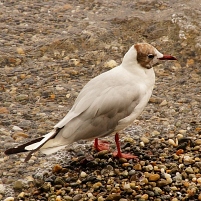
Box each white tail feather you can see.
[25,130,56,151]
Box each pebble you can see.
[134,163,142,170]
[195,139,201,145]
[13,180,23,190]
[73,194,82,201]
[185,167,194,174]
[148,174,160,181]
[153,187,162,195]
[104,60,117,68]
[80,171,87,178]
[159,99,168,106]
[141,194,149,200]
[140,136,149,144]
[0,184,5,194]
[4,198,14,201]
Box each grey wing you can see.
[59,83,141,142]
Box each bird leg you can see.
[113,133,138,159]
[94,138,110,151]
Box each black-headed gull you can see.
[5,43,176,161]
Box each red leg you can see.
[94,138,110,151]
[113,133,138,159]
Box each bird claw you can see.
[113,151,139,160]
[94,139,110,151]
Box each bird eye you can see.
[147,54,154,59]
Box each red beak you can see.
[159,55,177,60]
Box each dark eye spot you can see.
[147,54,154,59]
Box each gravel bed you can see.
[0,0,201,200]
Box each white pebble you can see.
[0,184,5,194]
[80,171,87,178]
[177,134,183,139]
[4,197,14,201]
[12,125,23,131]
[104,60,117,68]
[87,193,93,198]
[140,141,145,147]
[168,139,178,147]
[123,183,130,190]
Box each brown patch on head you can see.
[134,43,156,69]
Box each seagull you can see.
[5,43,176,161]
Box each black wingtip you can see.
[4,137,44,156]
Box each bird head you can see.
[134,43,177,69]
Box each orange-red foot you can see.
[94,138,110,151]
[113,151,138,160]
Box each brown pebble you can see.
[148,174,160,181]
[134,163,142,170]
[106,193,121,201]
[52,164,63,173]
[0,107,9,114]
[176,149,184,155]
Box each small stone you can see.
[141,194,149,200]
[159,99,168,106]
[16,47,25,55]
[97,196,105,201]
[151,130,160,136]
[56,85,64,91]
[153,187,162,195]
[52,164,63,173]
[195,139,201,145]
[4,197,14,201]
[104,60,117,68]
[134,163,142,170]
[157,180,169,187]
[171,198,178,201]
[13,180,23,190]
[66,93,71,98]
[141,137,149,144]
[96,150,109,157]
[128,170,135,176]
[93,182,102,189]
[56,196,62,201]
[12,126,23,131]
[80,171,87,178]
[140,141,145,147]
[197,178,201,183]
[121,170,128,176]
[106,193,121,201]
[168,139,178,147]
[177,134,184,139]
[144,164,153,171]
[123,183,130,190]
[73,194,82,201]
[176,149,184,155]
[12,132,29,140]
[178,130,187,134]
[0,107,9,114]
[185,167,194,174]
[0,184,5,194]
[148,174,160,181]
[18,192,25,198]
[183,155,194,165]
[16,94,29,101]
[198,193,201,200]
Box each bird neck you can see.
[121,46,144,73]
